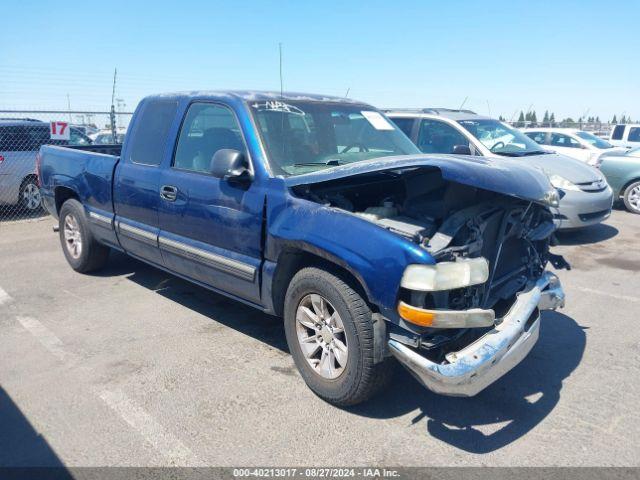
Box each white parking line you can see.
[0,286,13,305]
[574,286,640,304]
[15,315,202,466]
[98,389,202,467]
[16,316,74,362]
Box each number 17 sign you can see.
[50,121,70,140]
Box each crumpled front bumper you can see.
[388,271,565,397]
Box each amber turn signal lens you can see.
[398,301,435,326]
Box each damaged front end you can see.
[290,158,568,396]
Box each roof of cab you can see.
[146,90,367,105]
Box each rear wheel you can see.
[19,177,42,212]
[623,181,640,214]
[59,199,110,272]
[284,267,394,406]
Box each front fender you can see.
[265,189,434,318]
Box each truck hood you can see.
[284,154,557,206]
[518,152,602,183]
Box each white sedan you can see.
[522,128,626,166]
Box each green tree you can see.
[612,115,618,124]
[543,110,550,124]
[517,111,525,127]
[550,113,556,125]
[530,111,538,125]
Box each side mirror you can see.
[452,144,472,155]
[210,149,251,182]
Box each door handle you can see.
[160,185,178,201]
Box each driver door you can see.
[157,102,264,303]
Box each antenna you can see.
[279,43,283,98]
[344,87,350,98]
[459,96,468,110]
[66,94,72,123]
[486,99,491,117]
[110,68,118,139]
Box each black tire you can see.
[19,176,43,213]
[58,199,110,273]
[622,181,640,214]
[284,267,394,406]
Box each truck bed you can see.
[38,144,121,219]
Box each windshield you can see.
[458,119,547,156]
[248,100,419,176]
[575,131,614,149]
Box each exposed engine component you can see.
[293,166,556,313]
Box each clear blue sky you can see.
[1,0,638,122]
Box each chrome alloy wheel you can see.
[295,293,348,380]
[63,214,83,259]
[628,185,640,211]
[22,182,41,210]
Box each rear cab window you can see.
[129,100,179,166]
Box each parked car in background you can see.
[37,91,567,405]
[522,128,626,166]
[385,109,613,229]
[90,129,126,145]
[598,147,640,214]
[72,124,100,137]
[609,124,640,148]
[0,119,91,212]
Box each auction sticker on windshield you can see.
[361,111,395,130]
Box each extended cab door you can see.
[157,102,264,304]
[113,99,179,265]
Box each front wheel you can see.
[623,181,640,214]
[284,267,394,406]
[58,199,110,273]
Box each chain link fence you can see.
[0,110,132,222]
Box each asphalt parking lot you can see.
[1,209,639,467]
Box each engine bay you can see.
[292,166,557,313]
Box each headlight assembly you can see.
[549,174,581,192]
[401,257,489,292]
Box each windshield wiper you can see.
[293,159,342,167]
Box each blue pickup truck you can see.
[38,91,567,406]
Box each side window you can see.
[417,119,469,154]
[173,103,245,174]
[549,133,581,148]
[525,132,547,144]
[389,118,415,137]
[129,100,178,166]
[611,125,625,140]
[628,127,640,142]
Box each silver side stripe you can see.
[89,211,112,226]
[159,236,255,282]
[117,221,158,244]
